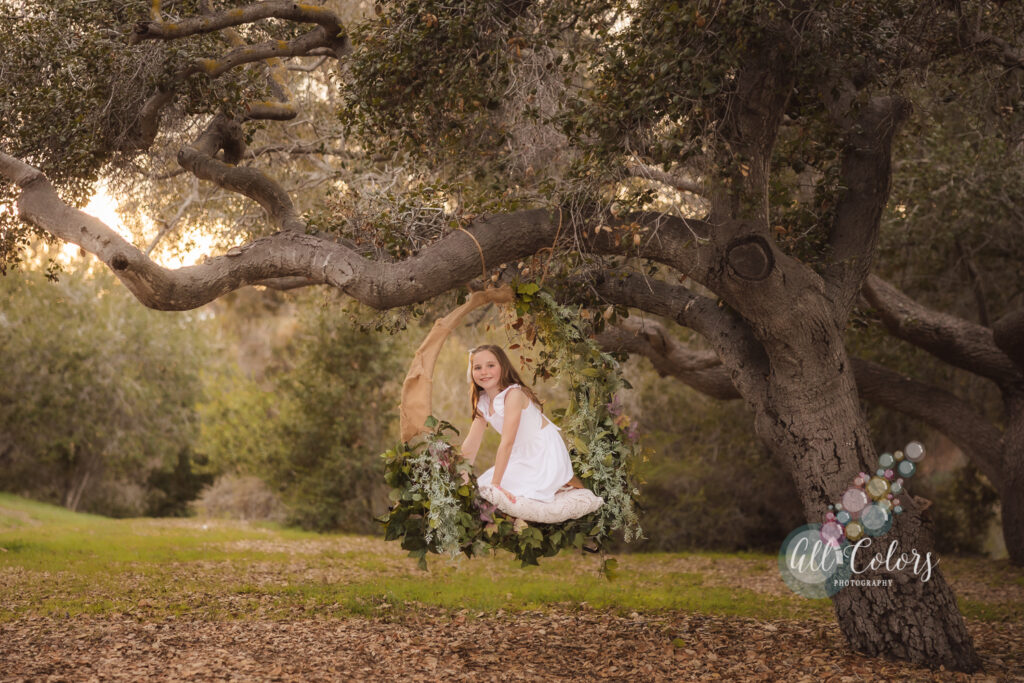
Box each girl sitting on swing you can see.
[461,345,584,504]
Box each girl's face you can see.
[471,350,502,393]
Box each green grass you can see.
[1,493,1017,624]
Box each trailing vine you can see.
[379,283,642,567]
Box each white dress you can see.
[475,384,576,503]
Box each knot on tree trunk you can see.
[725,235,774,281]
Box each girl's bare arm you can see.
[461,415,487,463]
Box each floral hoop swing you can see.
[380,284,642,567]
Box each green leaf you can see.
[571,435,591,455]
[424,415,438,428]
[517,283,540,295]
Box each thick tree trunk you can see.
[1001,392,1024,566]
[831,511,979,671]
[750,335,981,671]
[1001,472,1024,567]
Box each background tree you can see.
[4,0,1024,671]
[199,290,403,532]
[0,268,207,515]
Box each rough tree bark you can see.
[601,295,1024,568]
[588,29,979,667]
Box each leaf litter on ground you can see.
[1,495,1022,681]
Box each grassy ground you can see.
[2,493,1022,681]
[0,493,830,622]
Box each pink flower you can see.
[625,422,640,442]
[606,395,623,417]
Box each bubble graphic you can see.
[778,524,851,598]
[905,441,925,462]
[821,521,845,547]
[842,488,870,517]
[861,503,893,537]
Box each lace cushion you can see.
[479,485,604,523]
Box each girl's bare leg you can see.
[565,475,584,489]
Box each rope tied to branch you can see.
[457,225,487,282]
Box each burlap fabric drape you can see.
[399,286,515,443]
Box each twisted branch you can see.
[863,274,1022,387]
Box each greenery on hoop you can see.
[379,284,642,568]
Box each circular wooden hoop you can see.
[399,286,515,442]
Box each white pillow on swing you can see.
[478,485,604,524]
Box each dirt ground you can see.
[2,609,1021,682]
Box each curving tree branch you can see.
[129,24,346,149]
[863,274,1023,387]
[597,314,1006,483]
[0,154,719,313]
[590,272,770,403]
[597,318,740,400]
[131,0,346,44]
[993,308,1024,374]
[177,115,306,232]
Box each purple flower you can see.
[477,500,497,523]
[606,394,623,417]
[626,422,640,442]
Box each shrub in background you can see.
[199,294,403,533]
[627,366,805,552]
[192,474,287,523]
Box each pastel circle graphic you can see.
[821,521,845,547]
[861,502,893,537]
[842,487,870,517]
[904,441,925,462]
[866,476,890,501]
[897,460,916,478]
[778,524,851,598]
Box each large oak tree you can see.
[3,0,1023,671]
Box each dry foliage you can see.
[1,609,1021,681]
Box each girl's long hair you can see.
[468,345,542,420]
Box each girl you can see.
[461,345,584,504]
